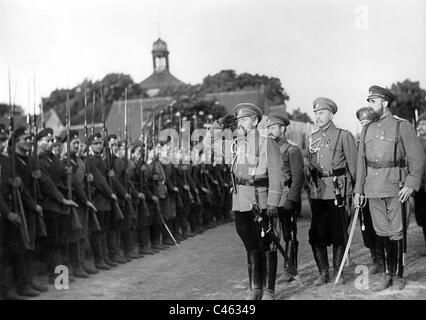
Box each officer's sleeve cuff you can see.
[405,175,421,192]
[267,190,281,207]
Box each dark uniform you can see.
[266,113,305,282]
[355,85,425,291]
[209,103,284,300]
[307,97,357,285]
[414,112,426,250]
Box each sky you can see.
[1,0,425,134]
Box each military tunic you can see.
[354,114,425,239]
[307,121,357,247]
[414,137,426,228]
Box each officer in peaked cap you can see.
[267,113,304,283]
[62,130,80,143]
[414,112,426,256]
[307,97,357,286]
[87,132,103,146]
[208,103,285,300]
[354,85,425,291]
[366,85,395,104]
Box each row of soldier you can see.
[0,122,233,299]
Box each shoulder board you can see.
[309,129,319,135]
[287,139,298,147]
[393,115,408,122]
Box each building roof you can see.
[106,97,173,141]
[152,38,168,54]
[139,71,185,90]
[204,89,270,114]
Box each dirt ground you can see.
[33,200,426,300]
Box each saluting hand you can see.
[399,186,413,203]
[218,114,237,129]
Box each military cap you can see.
[266,113,290,127]
[131,140,143,153]
[233,103,263,122]
[15,126,31,141]
[0,123,7,140]
[108,134,118,141]
[418,112,426,123]
[36,127,54,142]
[367,85,395,103]
[356,107,374,121]
[87,132,103,145]
[62,130,79,143]
[313,97,338,114]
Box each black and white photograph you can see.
[1,0,426,304]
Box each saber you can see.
[334,204,363,285]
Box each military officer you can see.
[307,97,357,285]
[354,85,425,291]
[266,113,305,283]
[209,103,284,300]
[355,107,383,274]
[414,112,426,254]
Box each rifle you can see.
[123,89,137,225]
[65,93,83,231]
[84,89,101,232]
[31,98,48,237]
[91,92,96,135]
[8,69,31,249]
[100,84,124,221]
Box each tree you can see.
[288,107,313,123]
[0,103,27,128]
[389,79,426,124]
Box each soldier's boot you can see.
[246,250,263,300]
[123,231,139,260]
[131,230,144,258]
[69,243,89,279]
[369,238,383,275]
[25,252,48,292]
[17,283,40,297]
[138,227,156,255]
[373,237,393,291]
[262,250,277,300]
[47,252,62,283]
[151,224,168,251]
[278,242,293,283]
[312,246,330,286]
[102,235,118,268]
[1,265,25,300]
[391,239,405,291]
[90,235,110,271]
[81,240,99,275]
[332,245,346,285]
[170,219,183,242]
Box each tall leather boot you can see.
[81,239,99,275]
[130,229,144,258]
[246,250,263,300]
[279,242,293,283]
[391,239,405,291]
[102,234,118,268]
[373,236,392,291]
[312,246,329,286]
[69,243,89,278]
[333,245,346,284]
[151,224,167,250]
[25,251,48,292]
[90,235,110,270]
[139,227,156,255]
[13,253,40,297]
[122,230,138,260]
[262,250,277,300]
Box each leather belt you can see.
[235,178,268,187]
[318,167,347,178]
[366,159,406,169]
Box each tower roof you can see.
[152,38,168,54]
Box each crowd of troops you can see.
[1,84,426,300]
[0,124,232,299]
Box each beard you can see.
[368,105,384,122]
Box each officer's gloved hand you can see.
[218,114,236,129]
[7,212,21,227]
[267,205,278,218]
[283,199,297,215]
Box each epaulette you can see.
[287,139,298,147]
[309,129,319,136]
[393,115,408,122]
